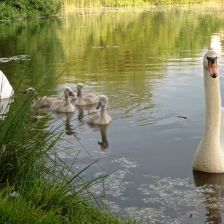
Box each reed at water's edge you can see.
[62,0,220,9]
[61,0,223,16]
[0,94,133,223]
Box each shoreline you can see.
[61,3,224,15]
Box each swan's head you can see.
[76,83,84,97]
[96,95,108,109]
[203,50,219,79]
[63,86,74,97]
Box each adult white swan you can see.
[0,70,14,99]
[192,50,224,173]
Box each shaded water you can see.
[1,5,224,223]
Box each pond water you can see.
[1,5,224,223]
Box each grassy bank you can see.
[0,0,220,20]
[62,0,218,9]
[0,94,132,223]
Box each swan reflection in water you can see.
[76,104,98,121]
[88,123,110,152]
[64,113,76,136]
[52,111,78,137]
[193,171,224,224]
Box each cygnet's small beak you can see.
[96,101,102,109]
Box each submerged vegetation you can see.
[0,94,132,223]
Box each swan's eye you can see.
[207,56,217,64]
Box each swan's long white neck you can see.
[193,68,224,173]
[203,69,221,145]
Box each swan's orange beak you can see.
[207,57,218,78]
[209,63,218,78]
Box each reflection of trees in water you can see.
[193,171,224,224]
[58,9,224,112]
[1,8,224,114]
[60,9,224,75]
[0,18,63,93]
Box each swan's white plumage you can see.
[0,70,14,99]
[193,50,224,173]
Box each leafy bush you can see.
[27,0,61,16]
[0,0,61,20]
[6,0,28,10]
[0,3,19,20]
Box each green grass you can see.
[0,93,133,223]
[0,181,131,223]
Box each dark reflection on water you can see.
[88,123,110,152]
[1,5,224,223]
[193,171,224,224]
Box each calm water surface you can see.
[1,5,224,223]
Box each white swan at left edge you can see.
[0,70,14,99]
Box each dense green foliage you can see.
[0,0,61,20]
